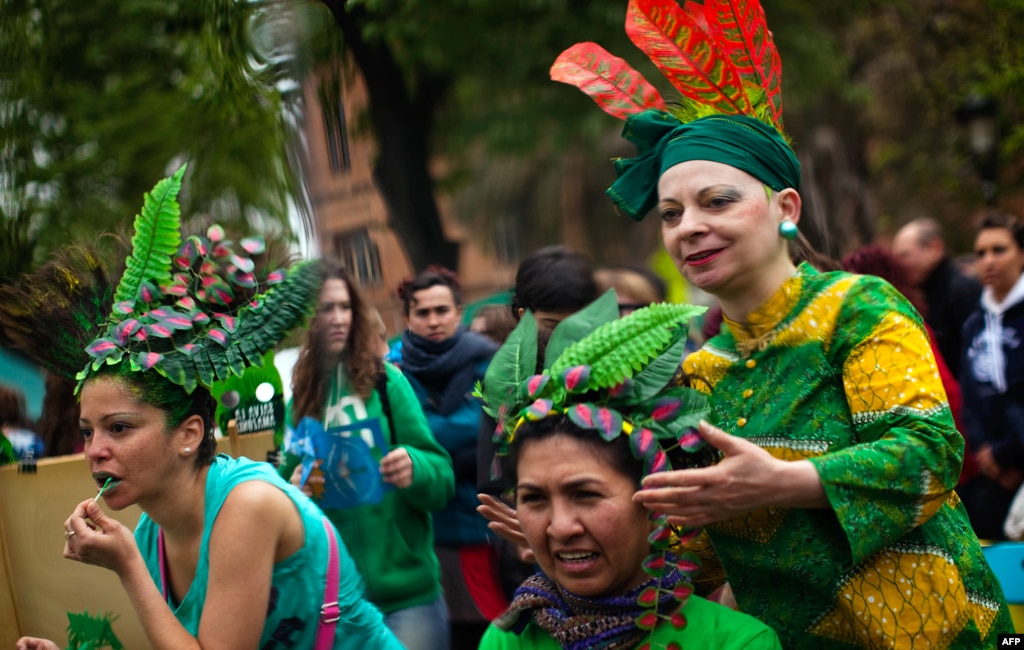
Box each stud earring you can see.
[779,220,799,240]
[184,447,192,453]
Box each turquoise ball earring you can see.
[779,220,799,240]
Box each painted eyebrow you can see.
[658,184,739,208]
[517,477,607,492]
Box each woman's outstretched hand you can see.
[63,500,139,574]
[633,420,827,527]
[476,493,534,563]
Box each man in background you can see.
[893,217,981,377]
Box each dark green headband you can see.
[608,111,801,221]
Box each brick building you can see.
[300,64,516,336]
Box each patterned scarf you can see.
[400,327,497,415]
[495,561,689,650]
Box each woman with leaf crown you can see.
[482,0,1014,647]
[475,291,781,649]
[3,166,402,649]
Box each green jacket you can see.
[279,361,455,614]
[479,595,782,649]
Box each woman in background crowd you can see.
[282,260,454,650]
[959,212,1024,539]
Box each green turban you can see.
[607,111,801,221]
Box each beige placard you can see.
[0,431,275,648]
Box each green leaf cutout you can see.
[481,311,538,419]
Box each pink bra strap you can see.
[315,517,341,649]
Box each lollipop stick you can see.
[93,477,113,502]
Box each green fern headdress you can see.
[478,291,715,643]
[0,165,319,395]
[480,290,711,475]
[550,0,799,220]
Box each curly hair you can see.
[397,265,462,315]
[291,261,382,425]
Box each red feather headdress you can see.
[550,0,785,135]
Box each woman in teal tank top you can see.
[48,372,401,649]
[5,169,402,649]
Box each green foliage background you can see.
[4,0,1024,279]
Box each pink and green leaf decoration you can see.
[85,338,117,359]
[630,427,658,460]
[635,611,659,631]
[241,236,265,255]
[650,396,683,422]
[677,427,703,451]
[566,403,624,441]
[648,523,673,545]
[645,448,669,474]
[136,351,163,371]
[525,398,553,421]
[112,301,135,317]
[642,551,666,576]
[526,374,550,398]
[77,166,321,395]
[561,365,591,393]
[637,586,659,607]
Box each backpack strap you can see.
[376,369,396,446]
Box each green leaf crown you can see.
[478,290,713,477]
[75,164,319,394]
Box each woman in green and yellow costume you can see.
[523,0,1014,647]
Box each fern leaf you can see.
[112,165,187,306]
[550,303,706,392]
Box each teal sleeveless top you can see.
[135,454,402,649]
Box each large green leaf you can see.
[112,165,187,306]
[481,310,538,419]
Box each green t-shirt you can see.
[278,361,455,614]
[479,595,781,649]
